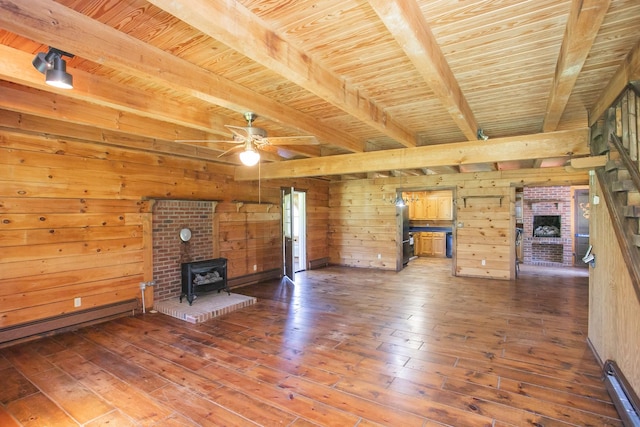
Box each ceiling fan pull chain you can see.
[258,160,261,204]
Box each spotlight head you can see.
[32,52,51,73]
[32,47,75,89]
[45,56,73,89]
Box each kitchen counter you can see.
[410,226,452,233]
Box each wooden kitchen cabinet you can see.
[437,195,453,220]
[407,191,452,220]
[432,233,445,257]
[415,232,446,257]
[417,232,432,255]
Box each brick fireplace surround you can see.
[152,200,215,302]
[522,186,574,267]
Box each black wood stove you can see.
[180,258,230,305]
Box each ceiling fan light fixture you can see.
[239,147,260,166]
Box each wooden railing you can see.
[591,83,640,303]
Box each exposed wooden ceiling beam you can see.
[0,0,364,154]
[542,0,611,132]
[570,155,607,169]
[367,0,478,141]
[0,82,198,142]
[0,44,321,161]
[0,82,286,164]
[0,44,225,137]
[590,37,640,126]
[147,0,417,148]
[235,129,589,180]
[0,110,235,171]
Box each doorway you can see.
[282,187,307,282]
[573,188,590,267]
[400,189,455,269]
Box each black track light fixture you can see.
[32,47,75,89]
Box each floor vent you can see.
[604,360,640,426]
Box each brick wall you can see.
[152,200,215,302]
[523,186,573,266]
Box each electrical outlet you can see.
[377,254,381,259]
[253,264,257,271]
[74,297,82,307]
[481,259,486,266]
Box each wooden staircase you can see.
[591,82,640,303]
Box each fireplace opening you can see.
[533,215,561,237]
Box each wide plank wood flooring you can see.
[0,258,621,426]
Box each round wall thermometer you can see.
[179,228,192,242]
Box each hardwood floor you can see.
[0,258,621,426]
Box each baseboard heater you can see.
[228,268,280,288]
[604,360,640,426]
[0,300,138,347]
[308,257,330,270]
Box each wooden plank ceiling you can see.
[1,0,639,180]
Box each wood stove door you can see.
[282,186,295,282]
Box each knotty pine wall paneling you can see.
[456,186,513,279]
[0,197,149,329]
[217,201,281,277]
[303,184,330,266]
[0,129,330,340]
[329,181,397,269]
[588,175,640,393]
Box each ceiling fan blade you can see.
[176,139,239,143]
[265,136,319,146]
[225,125,250,140]
[274,145,321,158]
[217,144,245,158]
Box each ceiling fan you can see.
[178,112,318,166]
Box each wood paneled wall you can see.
[0,129,329,337]
[217,201,281,277]
[329,181,398,269]
[329,168,588,279]
[589,174,640,393]
[0,197,150,328]
[456,186,513,279]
